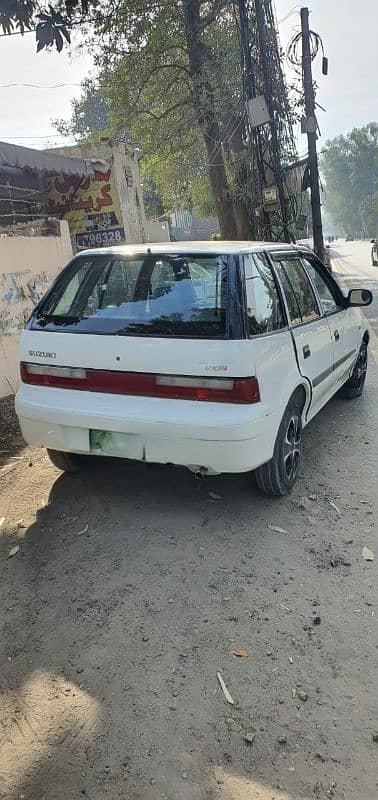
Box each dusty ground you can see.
[1,243,378,800]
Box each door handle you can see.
[303,344,311,359]
[334,329,340,341]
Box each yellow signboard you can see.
[44,164,122,237]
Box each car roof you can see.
[77,240,305,258]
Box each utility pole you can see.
[300,7,324,260]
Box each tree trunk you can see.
[226,108,256,240]
[234,197,254,239]
[203,126,237,239]
[182,0,237,239]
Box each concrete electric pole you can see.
[300,7,325,260]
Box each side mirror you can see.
[347,288,373,307]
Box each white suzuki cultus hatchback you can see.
[16,242,372,496]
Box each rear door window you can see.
[34,253,229,338]
[274,258,320,326]
[301,257,341,314]
[244,253,286,335]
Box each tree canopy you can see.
[321,123,378,236]
[0,0,92,51]
[54,1,255,237]
[4,0,297,239]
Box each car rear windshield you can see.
[32,253,231,338]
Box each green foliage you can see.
[189,174,217,217]
[53,80,110,139]
[360,193,378,236]
[54,1,238,221]
[321,123,378,235]
[0,0,35,35]
[4,0,268,236]
[0,0,93,51]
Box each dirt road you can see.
[1,244,378,800]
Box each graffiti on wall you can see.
[0,270,50,337]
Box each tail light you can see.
[20,362,260,404]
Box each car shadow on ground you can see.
[0,382,376,800]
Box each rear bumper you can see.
[16,385,279,473]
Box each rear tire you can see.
[47,449,81,472]
[255,395,303,497]
[339,341,368,399]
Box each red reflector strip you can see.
[20,362,260,404]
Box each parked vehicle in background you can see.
[16,242,372,496]
[346,235,354,241]
[371,239,378,266]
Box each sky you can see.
[0,0,377,150]
[276,0,378,144]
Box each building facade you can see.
[45,141,149,249]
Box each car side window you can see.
[244,253,285,335]
[274,258,320,326]
[301,257,341,314]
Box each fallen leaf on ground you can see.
[363,546,374,561]
[76,523,89,535]
[17,520,26,529]
[0,516,5,528]
[209,492,222,500]
[231,649,248,658]
[328,501,341,514]
[217,671,235,705]
[6,545,20,559]
[267,524,288,534]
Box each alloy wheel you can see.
[283,415,302,481]
[355,345,367,388]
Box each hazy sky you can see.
[0,0,376,150]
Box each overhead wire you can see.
[287,26,325,74]
[0,183,41,194]
[0,126,251,170]
[0,196,42,204]
[0,83,82,89]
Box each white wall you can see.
[0,221,72,398]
